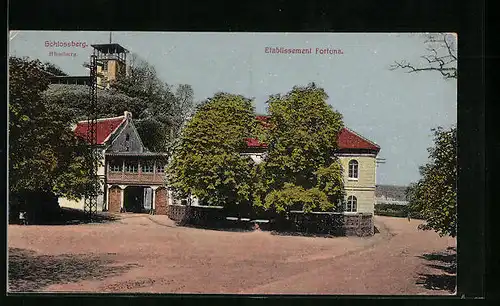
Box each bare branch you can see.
[442,34,457,61]
[390,33,457,79]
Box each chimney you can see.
[124,111,132,120]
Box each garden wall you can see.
[289,211,374,237]
[166,204,374,236]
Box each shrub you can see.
[374,203,424,219]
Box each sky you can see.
[8,31,457,186]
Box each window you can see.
[124,134,130,151]
[346,196,357,212]
[156,164,165,173]
[109,161,122,172]
[141,162,154,173]
[125,162,138,173]
[348,160,359,179]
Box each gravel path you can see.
[8,215,456,295]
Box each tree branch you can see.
[390,33,457,80]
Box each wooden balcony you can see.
[107,171,166,185]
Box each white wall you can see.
[58,197,85,210]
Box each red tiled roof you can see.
[74,116,126,145]
[246,116,379,152]
[337,127,380,151]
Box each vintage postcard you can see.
[7,31,457,295]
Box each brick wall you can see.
[155,188,168,215]
[108,186,121,213]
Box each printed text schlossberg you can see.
[44,40,89,48]
[264,47,344,55]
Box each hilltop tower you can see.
[90,43,129,89]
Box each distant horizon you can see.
[9,31,457,186]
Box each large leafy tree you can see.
[254,83,345,214]
[43,84,145,121]
[43,54,196,152]
[9,57,93,218]
[41,61,68,76]
[112,54,196,151]
[406,126,457,237]
[166,93,257,209]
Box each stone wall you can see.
[166,205,374,236]
[166,204,190,222]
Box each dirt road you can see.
[7,215,456,295]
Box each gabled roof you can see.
[245,116,380,152]
[74,115,126,145]
[337,127,380,151]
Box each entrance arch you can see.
[123,186,145,213]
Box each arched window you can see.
[346,196,357,212]
[348,160,359,179]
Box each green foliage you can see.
[134,117,168,152]
[255,83,345,213]
[167,92,257,208]
[407,126,457,237]
[111,54,196,151]
[111,54,176,123]
[41,61,68,76]
[9,57,94,203]
[45,82,165,151]
[264,183,330,213]
[43,54,196,152]
[374,203,424,219]
[315,162,346,204]
[43,84,144,121]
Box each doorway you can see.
[124,186,153,213]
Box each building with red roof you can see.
[243,116,380,214]
[74,116,126,145]
[61,112,381,216]
[59,111,170,215]
[245,116,380,153]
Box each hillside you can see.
[375,185,408,201]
